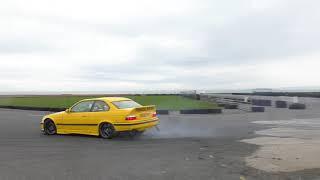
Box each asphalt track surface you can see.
[1,99,320,180]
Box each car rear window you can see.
[112,100,142,109]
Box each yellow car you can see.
[40,97,159,139]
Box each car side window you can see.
[71,101,94,112]
[92,101,109,112]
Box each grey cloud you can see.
[8,0,320,61]
[206,18,319,63]
[79,64,168,82]
[0,38,53,54]
[1,0,320,91]
[93,2,320,68]
[74,0,320,88]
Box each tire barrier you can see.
[233,92,320,98]
[0,106,65,112]
[0,105,224,115]
[251,99,272,106]
[180,109,222,114]
[0,105,173,114]
[289,103,306,110]
[208,109,222,114]
[275,101,287,108]
[224,104,238,109]
[156,110,169,115]
[251,106,265,112]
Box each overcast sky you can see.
[0,0,320,92]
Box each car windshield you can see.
[112,100,142,109]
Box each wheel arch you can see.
[98,120,114,128]
[43,117,56,124]
[43,118,57,131]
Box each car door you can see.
[61,100,94,133]
[89,100,111,134]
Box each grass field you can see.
[0,95,218,110]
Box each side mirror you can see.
[65,108,70,113]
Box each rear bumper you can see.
[113,118,159,131]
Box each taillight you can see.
[125,115,137,121]
[152,112,157,117]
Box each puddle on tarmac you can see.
[241,118,320,172]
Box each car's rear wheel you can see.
[44,119,57,135]
[99,123,116,139]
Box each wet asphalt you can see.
[1,99,320,179]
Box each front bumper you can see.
[40,122,44,131]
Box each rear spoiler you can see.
[133,105,156,112]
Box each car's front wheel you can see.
[99,123,116,139]
[44,119,57,135]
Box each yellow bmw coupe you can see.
[40,97,159,139]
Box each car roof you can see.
[82,97,131,102]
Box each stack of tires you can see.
[251,99,272,106]
[289,103,306,110]
[275,101,287,108]
[224,104,238,109]
[251,106,265,112]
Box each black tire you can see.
[99,123,116,139]
[44,119,57,135]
